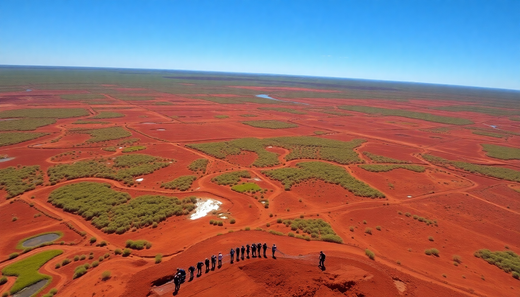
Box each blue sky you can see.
[1,0,519,90]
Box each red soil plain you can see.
[1,79,519,297]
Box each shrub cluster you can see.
[242,120,299,129]
[257,107,306,114]
[425,248,440,256]
[0,132,48,147]
[0,108,89,119]
[338,105,473,125]
[279,218,342,243]
[74,126,132,143]
[125,240,152,250]
[0,165,44,198]
[365,249,375,260]
[90,111,125,119]
[161,175,197,191]
[188,158,209,173]
[48,182,197,234]
[474,249,520,279]
[122,146,147,153]
[48,154,171,185]
[262,161,384,198]
[481,144,520,160]
[188,136,365,167]
[0,118,56,131]
[359,164,425,173]
[212,171,251,186]
[363,152,409,164]
[423,154,520,182]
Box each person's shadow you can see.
[319,265,326,271]
[189,275,194,282]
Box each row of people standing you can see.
[230,242,277,263]
[172,243,278,294]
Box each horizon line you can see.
[1,64,520,93]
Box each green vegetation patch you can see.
[1,250,63,295]
[114,95,155,101]
[263,161,384,198]
[281,218,342,243]
[231,182,262,193]
[74,126,132,142]
[161,175,197,191]
[240,114,258,117]
[48,182,196,234]
[423,154,520,182]
[73,120,109,125]
[474,249,520,279]
[60,94,105,101]
[122,146,146,153]
[360,164,425,173]
[363,152,409,164]
[243,120,298,129]
[214,115,229,119]
[472,130,505,138]
[431,105,519,116]
[188,158,209,173]
[0,132,48,147]
[481,144,520,160]
[338,105,473,125]
[319,110,352,116]
[48,154,171,185]
[125,240,152,250]
[188,136,365,167]
[0,108,89,119]
[0,118,56,131]
[90,111,125,119]
[257,107,306,114]
[0,165,44,198]
[212,171,251,186]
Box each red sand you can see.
[1,90,519,297]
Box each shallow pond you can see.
[22,233,61,248]
[12,280,48,297]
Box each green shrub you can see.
[101,270,111,280]
[73,266,87,279]
[452,255,462,263]
[277,218,282,223]
[9,253,19,259]
[365,249,375,260]
[48,182,195,234]
[0,132,48,147]
[125,240,152,250]
[338,105,473,125]
[187,158,209,173]
[122,146,146,153]
[263,161,384,198]
[54,263,61,269]
[212,171,251,185]
[230,219,236,224]
[349,226,354,232]
[80,255,86,260]
[92,261,99,267]
[122,248,131,257]
[243,120,299,129]
[155,254,162,264]
[0,165,44,199]
[365,228,372,235]
[474,249,520,277]
[376,226,381,231]
[90,237,97,244]
[0,276,7,285]
[362,152,409,164]
[114,249,122,255]
[321,234,343,243]
[428,236,434,242]
[161,175,197,191]
[61,258,71,266]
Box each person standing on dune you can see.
[272,244,277,258]
[257,243,262,257]
[241,245,245,260]
[188,266,195,280]
[319,251,326,268]
[218,252,223,267]
[230,248,235,264]
[246,244,250,258]
[211,254,217,270]
[263,243,268,258]
[251,243,257,257]
[205,258,210,273]
[236,247,240,262]
[196,261,204,277]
